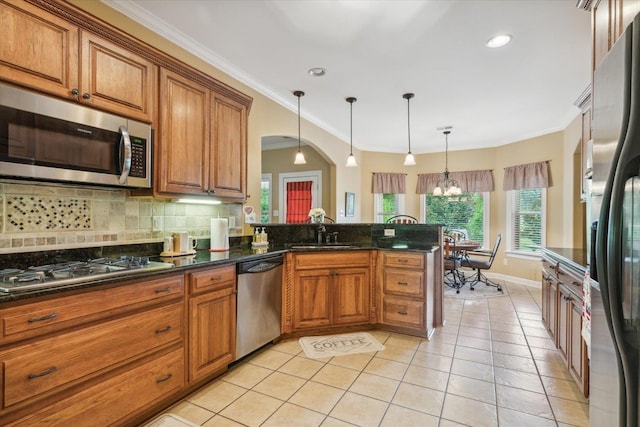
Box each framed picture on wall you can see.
[345,192,355,217]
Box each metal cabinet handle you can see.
[156,373,173,383]
[155,326,172,334]
[82,92,90,100]
[397,259,408,263]
[28,366,57,379]
[397,311,408,316]
[71,88,79,97]
[211,275,223,281]
[155,287,172,293]
[397,282,408,286]
[28,312,57,323]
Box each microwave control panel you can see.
[130,137,147,178]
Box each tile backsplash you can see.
[0,181,243,254]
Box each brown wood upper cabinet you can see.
[0,0,156,122]
[592,0,640,70]
[157,68,247,201]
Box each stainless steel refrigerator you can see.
[591,11,640,427]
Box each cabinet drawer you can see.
[1,302,183,408]
[189,264,236,293]
[384,270,424,297]
[7,348,185,427]
[0,274,184,345]
[293,251,370,270]
[381,297,424,329]
[382,252,424,269]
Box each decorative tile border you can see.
[0,181,243,253]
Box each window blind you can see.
[511,188,543,252]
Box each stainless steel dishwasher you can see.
[235,254,283,360]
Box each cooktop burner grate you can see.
[0,256,174,293]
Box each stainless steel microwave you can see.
[0,83,152,188]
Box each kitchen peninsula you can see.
[0,222,443,426]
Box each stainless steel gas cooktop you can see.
[0,256,174,293]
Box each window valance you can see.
[372,172,406,194]
[503,161,550,190]
[416,170,493,194]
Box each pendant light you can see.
[403,93,416,166]
[345,97,358,167]
[433,128,461,196]
[293,90,306,165]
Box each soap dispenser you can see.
[260,227,268,243]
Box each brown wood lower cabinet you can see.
[187,265,237,383]
[6,348,184,427]
[541,255,589,397]
[284,251,374,334]
[0,273,185,425]
[377,251,435,339]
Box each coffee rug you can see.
[444,278,509,299]
[299,332,385,359]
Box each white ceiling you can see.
[103,0,592,154]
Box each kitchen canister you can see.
[210,218,229,252]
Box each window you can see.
[423,192,489,246]
[507,188,546,254]
[374,193,404,223]
[260,174,272,223]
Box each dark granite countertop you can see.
[541,247,591,298]
[0,243,440,304]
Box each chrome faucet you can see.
[317,224,326,244]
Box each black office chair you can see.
[443,236,464,293]
[386,215,418,224]
[460,234,502,291]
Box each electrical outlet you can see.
[503,258,508,266]
[152,216,163,232]
[384,228,396,237]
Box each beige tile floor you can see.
[161,281,589,427]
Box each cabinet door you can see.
[293,270,332,329]
[558,289,570,362]
[80,31,156,122]
[593,0,611,70]
[188,285,236,383]
[210,92,247,200]
[333,268,370,325]
[548,280,559,344]
[158,68,210,195]
[570,297,589,396]
[0,0,78,97]
[541,274,550,329]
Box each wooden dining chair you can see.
[385,215,418,224]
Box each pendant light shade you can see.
[293,90,307,165]
[346,97,358,167]
[434,128,461,196]
[403,93,416,166]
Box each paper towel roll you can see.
[210,218,229,252]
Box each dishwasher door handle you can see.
[244,262,281,273]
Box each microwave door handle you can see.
[118,125,132,184]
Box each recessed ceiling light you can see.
[308,67,326,77]
[486,34,512,48]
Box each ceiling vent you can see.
[575,0,594,11]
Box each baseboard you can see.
[484,272,540,288]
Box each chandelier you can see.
[433,128,461,196]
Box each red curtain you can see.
[286,181,313,223]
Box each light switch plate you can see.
[228,216,236,228]
[384,228,395,237]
